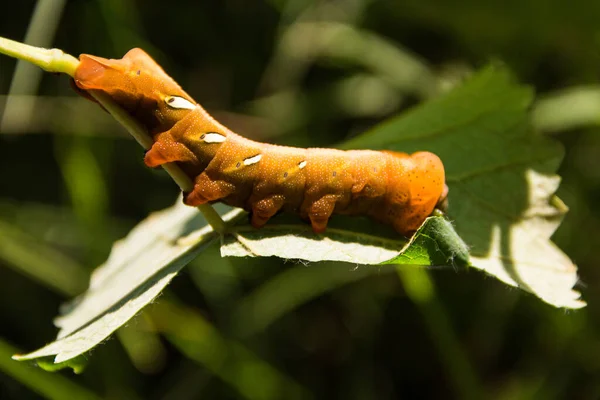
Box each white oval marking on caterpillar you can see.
[165,95,196,110]
[243,154,262,166]
[202,132,227,143]
[298,160,307,169]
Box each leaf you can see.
[383,216,469,267]
[342,65,584,309]
[13,200,244,366]
[221,221,404,264]
[222,216,468,267]
[33,355,88,374]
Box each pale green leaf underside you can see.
[222,216,467,267]
[222,224,403,264]
[14,201,244,365]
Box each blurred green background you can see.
[1,0,600,399]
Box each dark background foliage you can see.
[1,0,599,399]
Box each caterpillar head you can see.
[73,48,196,135]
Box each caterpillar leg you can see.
[184,172,235,206]
[144,134,197,167]
[250,195,285,229]
[308,194,339,233]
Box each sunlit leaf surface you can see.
[14,201,243,365]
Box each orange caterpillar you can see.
[73,49,448,235]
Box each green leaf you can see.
[13,199,244,366]
[383,216,469,267]
[222,216,468,268]
[32,355,88,374]
[342,65,584,309]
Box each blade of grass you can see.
[0,219,89,296]
[533,86,600,132]
[1,0,68,131]
[55,136,110,233]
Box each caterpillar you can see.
[73,48,448,236]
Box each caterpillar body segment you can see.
[74,49,447,236]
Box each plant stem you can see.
[89,92,195,192]
[0,36,228,233]
[0,36,78,76]
[90,92,226,233]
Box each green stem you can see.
[0,36,78,76]
[196,204,227,233]
[90,92,226,233]
[0,36,228,233]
